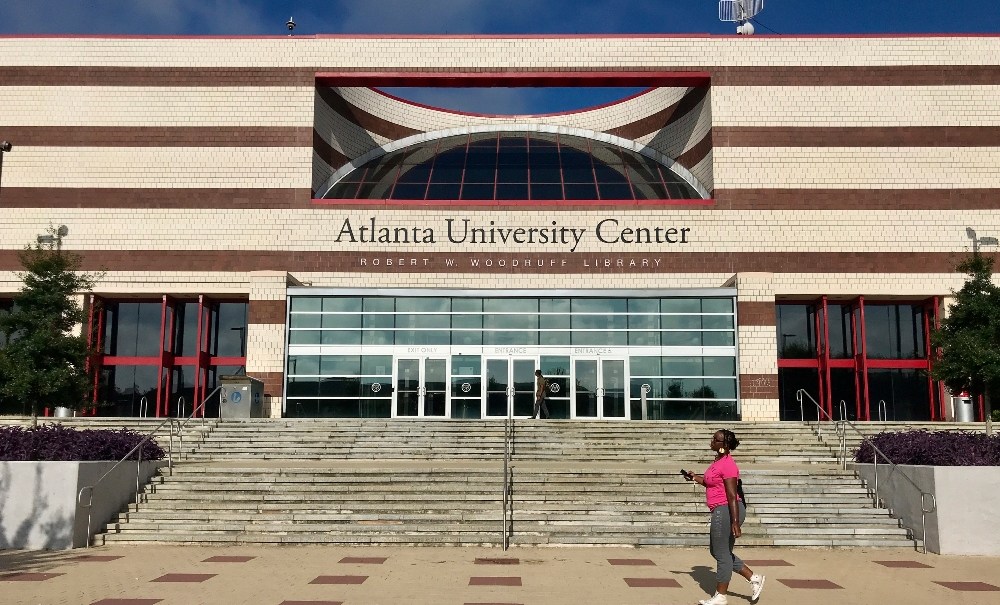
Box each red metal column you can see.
[850,299,862,420]
[820,297,832,418]
[857,296,870,421]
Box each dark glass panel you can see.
[531,166,561,182]
[320,330,361,345]
[702,378,737,399]
[530,182,563,199]
[174,302,200,357]
[704,356,737,377]
[288,329,320,345]
[564,183,598,199]
[702,332,735,347]
[597,182,632,199]
[320,355,361,375]
[319,377,360,397]
[867,368,931,421]
[290,297,321,312]
[391,183,427,199]
[661,299,701,313]
[397,297,449,313]
[573,331,627,346]
[629,331,660,346]
[662,315,700,330]
[396,164,432,183]
[363,297,395,312]
[105,302,162,357]
[629,356,659,376]
[573,298,627,313]
[630,180,669,198]
[828,304,854,359]
[323,313,360,328]
[496,165,528,182]
[661,331,701,346]
[215,302,247,357]
[427,182,461,199]
[865,304,926,360]
[778,367,819,421]
[702,298,734,313]
[662,357,701,376]
[361,355,393,375]
[496,183,529,199]
[460,183,494,199]
[363,329,393,345]
[776,304,817,359]
[288,355,319,375]
[464,165,496,182]
[830,368,859,421]
[327,181,361,198]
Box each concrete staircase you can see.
[90,419,921,548]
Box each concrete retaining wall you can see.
[0,460,161,549]
[854,463,1000,555]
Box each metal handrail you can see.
[838,400,848,421]
[138,396,149,418]
[796,389,936,553]
[501,386,514,550]
[76,386,221,548]
[877,399,888,422]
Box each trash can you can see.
[952,394,975,422]
[220,375,265,419]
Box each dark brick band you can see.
[0,250,989,274]
[0,126,311,147]
[740,374,779,399]
[249,300,287,324]
[713,126,1000,147]
[713,188,1000,210]
[737,301,776,326]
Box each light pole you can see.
[0,140,11,200]
[36,225,69,249]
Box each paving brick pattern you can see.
[1,545,998,605]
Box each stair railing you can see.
[76,386,221,548]
[877,399,888,422]
[501,386,515,550]
[796,388,935,553]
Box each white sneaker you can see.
[698,593,728,605]
[750,574,766,601]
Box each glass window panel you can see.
[530,182,563,199]
[777,304,817,358]
[828,304,854,359]
[363,314,393,329]
[464,165,496,182]
[391,183,427,199]
[531,166,561,182]
[362,355,392,375]
[290,297,321,312]
[662,315,700,330]
[496,183,529,199]
[539,330,571,346]
[286,377,319,397]
[572,314,627,330]
[452,314,483,330]
[427,182,461,199]
[484,298,536,313]
[573,330,627,346]
[319,377,360,397]
[451,355,482,375]
[288,329,320,345]
[629,299,660,313]
[573,298,627,313]
[629,357,660,376]
[323,313,360,329]
[396,164,432,183]
[629,180,668,199]
[564,183,598,199]
[327,182,361,198]
[484,314,538,331]
[702,378,737,399]
[539,298,570,313]
[629,331,660,346]
[291,313,321,329]
[703,298,734,313]
[662,357,701,376]
[666,181,698,199]
[453,298,483,312]
[597,182,632,200]
[562,165,595,183]
[460,183,495,199]
[321,330,360,345]
[662,331,701,346]
[779,368,819,421]
[396,298,449,313]
[593,163,627,182]
[661,299,701,313]
[289,355,319,375]
[496,165,528,182]
[703,357,737,377]
[320,355,360,375]
[431,165,464,182]
[215,303,247,357]
[484,330,537,346]
[364,297,395,312]
[362,330,393,345]
[702,315,735,330]
[628,314,659,330]
[174,302,200,357]
[702,332,735,347]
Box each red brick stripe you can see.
[248,371,284,399]
[0,126,311,147]
[675,131,713,171]
[249,300,286,324]
[714,189,1000,210]
[3,65,998,87]
[0,250,987,274]
[737,301,776,326]
[312,129,350,169]
[0,66,314,87]
[0,188,313,208]
[740,374,779,399]
[713,126,1000,147]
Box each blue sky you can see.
[2,0,998,113]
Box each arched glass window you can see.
[325,131,701,201]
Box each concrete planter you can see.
[0,460,161,549]
[853,463,1000,555]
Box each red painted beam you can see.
[315,71,711,88]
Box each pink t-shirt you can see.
[704,454,740,509]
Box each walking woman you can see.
[682,429,765,605]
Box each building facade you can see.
[1,34,998,422]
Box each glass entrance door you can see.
[485,358,536,418]
[394,358,447,417]
[573,358,627,419]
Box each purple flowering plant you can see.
[854,429,1000,466]
[0,424,165,461]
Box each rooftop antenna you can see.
[719,0,763,35]
[286,16,296,35]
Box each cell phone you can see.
[680,469,692,479]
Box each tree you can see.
[931,252,1000,435]
[0,228,101,426]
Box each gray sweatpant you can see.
[709,500,746,584]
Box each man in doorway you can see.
[531,369,550,419]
